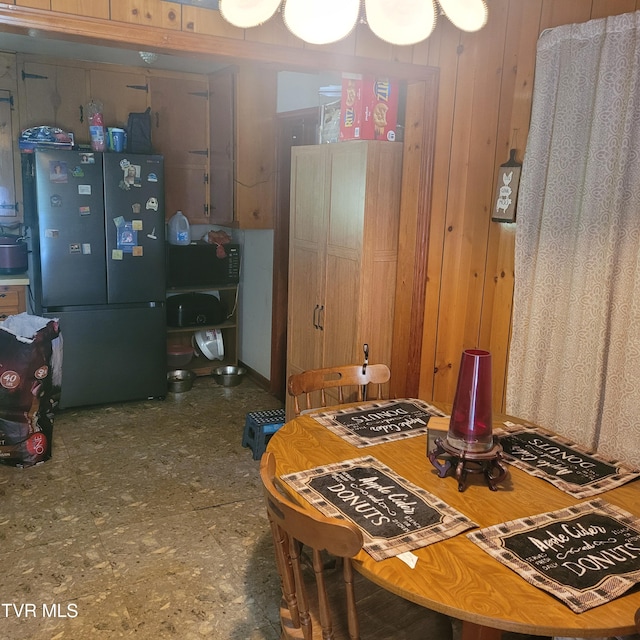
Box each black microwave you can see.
[166,242,240,288]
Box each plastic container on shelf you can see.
[167,211,190,246]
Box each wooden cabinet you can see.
[89,68,148,129]
[0,284,26,320]
[18,60,88,143]
[0,89,18,219]
[166,285,238,376]
[208,65,277,228]
[151,75,209,223]
[286,142,403,414]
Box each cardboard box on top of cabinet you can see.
[339,73,399,142]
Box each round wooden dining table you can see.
[267,401,640,640]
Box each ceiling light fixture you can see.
[139,51,159,65]
[218,0,488,46]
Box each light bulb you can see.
[366,0,437,46]
[437,0,488,32]
[283,0,360,45]
[219,0,281,28]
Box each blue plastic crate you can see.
[242,409,285,460]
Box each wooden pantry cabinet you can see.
[286,141,403,415]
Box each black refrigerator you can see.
[22,149,167,408]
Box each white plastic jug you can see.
[168,211,190,246]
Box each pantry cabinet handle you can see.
[313,304,319,329]
[318,305,324,331]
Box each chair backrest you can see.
[287,363,391,416]
[260,451,364,640]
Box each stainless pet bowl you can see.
[167,369,195,393]
[212,365,247,387]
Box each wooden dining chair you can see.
[287,363,391,416]
[260,451,454,640]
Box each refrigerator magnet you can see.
[113,216,125,227]
[132,246,143,257]
[79,206,91,216]
[69,243,81,254]
[117,222,137,253]
[71,166,85,178]
[147,172,158,183]
[80,153,95,164]
[112,249,123,260]
[147,227,157,240]
[78,185,91,195]
[82,243,91,255]
[132,220,143,231]
[50,161,68,183]
[132,203,141,214]
[45,229,59,239]
[146,197,158,211]
[50,195,62,207]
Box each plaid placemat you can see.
[468,499,640,613]
[281,455,477,561]
[496,425,640,498]
[311,399,447,447]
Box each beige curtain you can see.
[507,12,640,467]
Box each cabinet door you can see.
[89,69,149,128]
[235,67,277,229]
[209,68,234,225]
[322,144,367,367]
[287,146,328,375]
[0,90,17,219]
[150,75,209,223]
[19,61,88,142]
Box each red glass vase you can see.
[447,349,494,453]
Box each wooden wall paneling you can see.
[479,0,543,411]
[181,4,243,39]
[591,0,638,19]
[353,26,414,64]
[417,20,460,402]
[430,2,509,405]
[110,0,182,30]
[389,75,439,399]
[51,0,109,19]
[540,0,592,30]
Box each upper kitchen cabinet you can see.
[0,89,18,220]
[209,65,277,229]
[18,60,89,143]
[88,69,149,130]
[150,75,209,224]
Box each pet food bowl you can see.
[167,369,195,393]
[212,365,246,387]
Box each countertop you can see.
[0,274,29,286]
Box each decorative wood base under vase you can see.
[428,437,508,492]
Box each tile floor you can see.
[0,376,284,640]
[0,376,552,640]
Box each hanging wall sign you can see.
[492,148,521,223]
